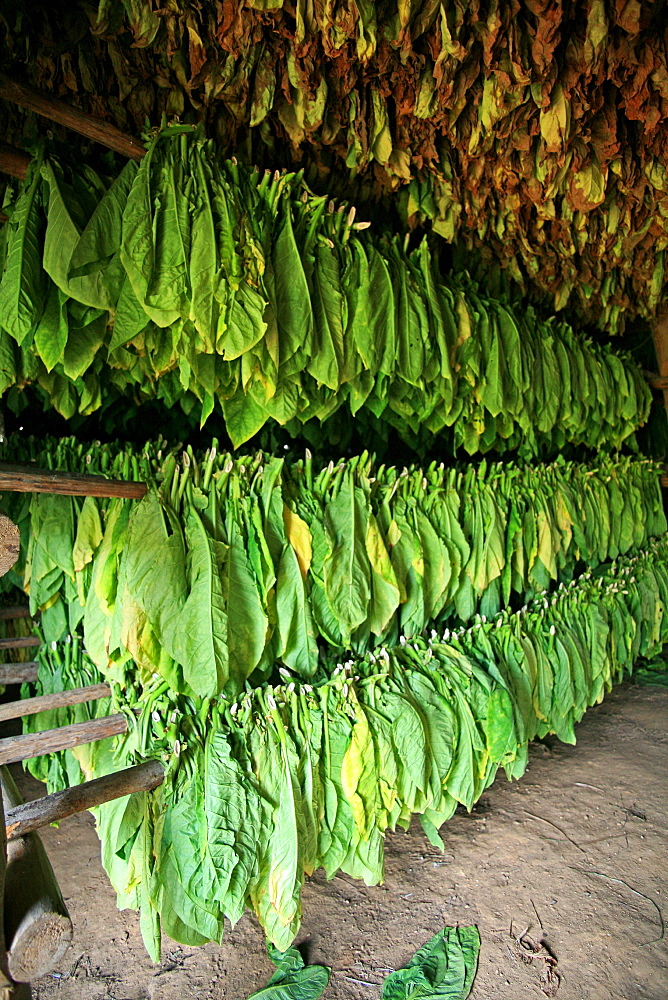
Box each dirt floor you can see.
[12,681,667,1000]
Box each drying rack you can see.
[0,463,164,999]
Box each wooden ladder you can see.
[0,464,163,998]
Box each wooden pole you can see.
[5,760,164,842]
[0,665,38,686]
[0,143,29,181]
[0,464,147,499]
[0,75,145,162]
[0,684,111,724]
[1,768,72,984]
[0,609,31,622]
[0,764,14,992]
[0,638,39,652]
[0,792,31,997]
[0,715,128,765]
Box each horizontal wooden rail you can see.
[0,683,111,723]
[5,760,165,841]
[0,141,30,181]
[0,663,38,685]
[0,636,39,651]
[0,463,147,499]
[643,370,668,391]
[0,606,31,621]
[0,714,128,764]
[0,74,145,161]
[662,473,668,488]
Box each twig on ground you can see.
[577,869,664,946]
[523,810,586,853]
[531,899,545,931]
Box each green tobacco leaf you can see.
[0,152,46,344]
[246,943,330,1000]
[381,926,480,1000]
[323,470,371,637]
[174,504,229,696]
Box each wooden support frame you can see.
[0,464,147,499]
[0,74,145,161]
[5,760,164,841]
[652,309,668,416]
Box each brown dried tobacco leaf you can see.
[0,0,665,333]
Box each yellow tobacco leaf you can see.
[283,505,312,579]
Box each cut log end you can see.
[0,516,20,578]
[7,914,73,983]
[2,767,73,983]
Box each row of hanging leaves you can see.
[3,432,664,697]
[0,131,651,456]
[22,535,668,956]
[1,0,666,333]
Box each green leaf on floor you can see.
[246,943,331,1000]
[381,926,480,1000]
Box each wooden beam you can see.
[0,714,128,765]
[1,768,72,984]
[0,663,38,685]
[0,463,147,499]
[0,74,145,161]
[0,683,111,723]
[642,370,668,391]
[0,636,39,651]
[5,760,164,841]
[0,142,29,181]
[0,607,31,621]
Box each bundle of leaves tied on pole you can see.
[0,131,651,455]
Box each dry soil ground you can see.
[12,681,668,1000]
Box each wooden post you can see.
[0,788,31,995]
[0,464,147,499]
[1,768,72,983]
[0,75,145,162]
[651,308,668,419]
[0,684,111,724]
[0,665,38,686]
[0,763,14,994]
[5,760,164,841]
[0,715,128,765]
